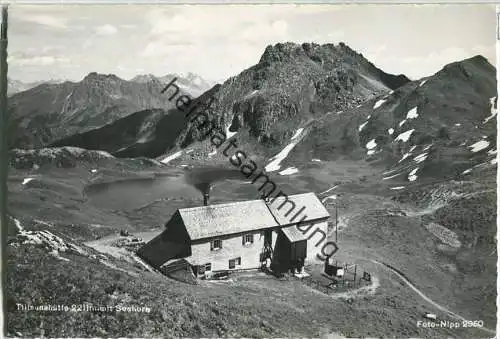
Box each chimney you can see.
[203,192,209,206]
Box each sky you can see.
[8,4,497,83]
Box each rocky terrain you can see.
[21,43,409,160]
[169,42,411,157]
[5,41,497,338]
[291,55,497,176]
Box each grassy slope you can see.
[7,245,487,338]
[6,155,496,338]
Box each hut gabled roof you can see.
[179,192,329,241]
[179,199,278,241]
[266,192,330,226]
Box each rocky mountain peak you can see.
[433,54,495,87]
[258,41,341,66]
[82,72,123,83]
[259,42,300,64]
[465,54,491,66]
[255,42,409,89]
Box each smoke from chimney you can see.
[183,167,244,207]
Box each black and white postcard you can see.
[2,3,498,338]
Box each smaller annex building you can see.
[137,192,330,278]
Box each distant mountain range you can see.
[8,78,63,96]
[8,42,497,184]
[7,72,215,149]
[130,72,216,97]
[24,42,411,158]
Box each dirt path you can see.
[371,260,496,335]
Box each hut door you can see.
[291,240,307,272]
[264,230,272,246]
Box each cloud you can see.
[140,40,195,58]
[20,14,67,29]
[149,13,191,35]
[82,39,94,50]
[239,20,289,43]
[120,24,137,29]
[9,55,70,66]
[95,24,118,36]
[309,30,345,44]
[471,44,496,60]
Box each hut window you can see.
[198,263,211,274]
[242,233,254,245]
[229,257,241,269]
[211,239,222,251]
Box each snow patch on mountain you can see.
[291,128,304,140]
[395,129,415,142]
[161,151,183,164]
[398,152,412,163]
[358,121,369,132]
[414,153,428,163]
[366,139,377,150]
[484,97,497,124]
[265,128,304,172]
[408,168,419,182]
[406,107,419,119]
[469,140,490,153]
[279,167,299,175]
[383,172,403,180]
[383,167,399,175]
[12,217,23,232]
[373,99,386,109]
[225,124,238,139]
[9,217,92,262]
[22,178,34,185]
